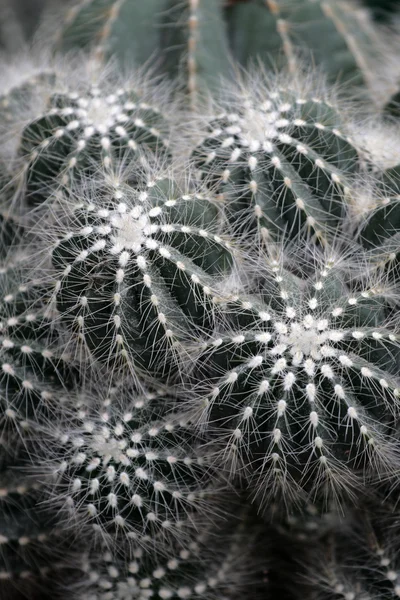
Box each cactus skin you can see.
[363,0,399,22]
[48,385,220,547]
[19,81,171,206]
[192,80,359,245]
[55,1,170,68]
[44,169,235,376]
[224,0,385,99]
[53,1,388,106]
[54,0,232,103]
[159,0,232,104]
[188,248,400,506]
[0,216,23,260]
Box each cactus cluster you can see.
[0,1,400,599]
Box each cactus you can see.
[224,0,395,105]
[0,261,79,431]
[72,508,266,600]
[363,0,399,21]
[54,0,233,105]
[52,0,395,107]
[18,75,171,206]
[191,73,359,246]
[187,245,400,506]
[301,512,400,600]
[46,384,220,546]
[0,452,70,594]
[36,165,237,376]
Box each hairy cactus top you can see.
[186,245,400,506]
[44,384,220,548]
[192,75,359,246]
[35,165,237,377]
[19,80,170,206]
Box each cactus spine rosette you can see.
[48,385,220,546]
[189,248,400,505]
[192,78,359,246]
[42,168,237,376]
[19,81,171,206]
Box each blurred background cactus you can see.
[0,0,400,599]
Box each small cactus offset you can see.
[1,1,400,599]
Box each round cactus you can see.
[38,166,237,376]
[192,76,359,246]
[45,384,221,547]
[187,245,400,506]
[19,78,171,206]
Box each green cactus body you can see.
[192,85,358,245]
[46,172,235,375]
[190,252,400,504]
[20,84,170,206]
[224,0,382,96]
[54,0,386,107]
[55,1,169,67]
[159,0,232,104]
[55,0,232,104]
[50,387,219,546]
